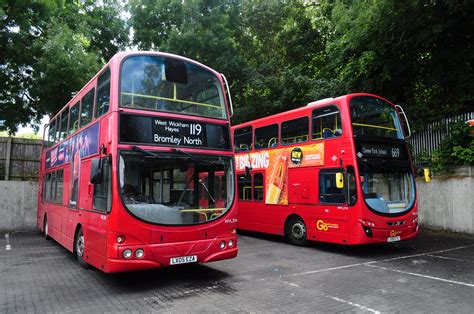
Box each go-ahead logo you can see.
[316,220,339,231]
[389,230,401,237]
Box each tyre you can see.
[285,216,308,246]
[75,228,90,269]
[43,216,50,240]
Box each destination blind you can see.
[119,114,230,150]
[355,141,407,160]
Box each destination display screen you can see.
[119,114,230,150]
[355,141,407,160]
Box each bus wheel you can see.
[285,217,308,246]
[75,228,89,269]
[43,216,50,240]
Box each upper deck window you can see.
[234,126,252,152]
[120,56,227,120]
[312,106,342,140]
[255,124,278,149]
[350,96,403,139]
[281,117,309,145]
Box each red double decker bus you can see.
[232,93,418,245]
[38,51,238,272]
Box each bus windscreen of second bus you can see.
[350,96,415,215]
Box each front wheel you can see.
[75,228,89,269]
[285,217,308,246]
[43,216,50,240]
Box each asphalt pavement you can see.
[1,228,473,313]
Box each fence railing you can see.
[408,112,474,158]
[0,137,42,181]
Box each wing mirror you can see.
[336,172,344,189]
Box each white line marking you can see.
[5,233,11,251]
[427,254,473,263]
[285,244,474,278]
[326,295,380,314]
[280,280,300,287]
[287,262,369,277]
[365,264,474,288]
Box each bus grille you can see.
[387,220,405,226]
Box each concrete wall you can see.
[0,181,38,231]
[417,167,473,234]
[1,169,473,234]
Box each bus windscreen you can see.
[350,96,404,139]
[120,56,227,119]
[119,151,234,225]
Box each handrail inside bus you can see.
[352,123,397,131]
[121,92,222,109]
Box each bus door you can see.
[313,168,351,241]
[78,156,110,268]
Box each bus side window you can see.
[69,101,80,135]
[319,170,346,204]
[281,117,309,145]
[59,109,69,141]
[51,172,57,203]
[253,173,264,201]
[45,173,52,201]
[81,88,95,127]
[238,173,252,200]
[95,68,110,119]
[234,126,253,152]
[56,170,64,204]
[43,124,50,148]
[255,124,278,149]
[48,119,56,144]
[347,166,357,206]
[93,157,112,212]
[312,106,342,140]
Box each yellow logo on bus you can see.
[389,230,401,237]
[316,220,339,231]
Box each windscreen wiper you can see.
[172,148,223,165]
[132,146,161,159]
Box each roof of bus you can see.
[231,93,391,129]
[47,50,222,125]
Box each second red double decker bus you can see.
[233,93,418,245]
[38,51,238,272]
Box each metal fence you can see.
[408,112,474,158]
[0,137,42,181]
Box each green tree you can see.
[321,0,474,128]
[0,0,128,134]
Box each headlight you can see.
[123,249,132,259]
[135,249,144,258]
[228,240,234,248]
[219,241,226,249]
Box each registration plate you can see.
[170,255,197,265]
[387,236,401,243]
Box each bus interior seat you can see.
[323,128,335,138]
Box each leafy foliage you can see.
[1,0,473,135]
[0,0,128,134]
[429,122,474,172]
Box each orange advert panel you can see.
[235,143,324,205]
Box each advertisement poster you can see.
[235,143,324,205]
[45,123,100,170]
[68,123,100,206]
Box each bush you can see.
[429,122,473,173]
